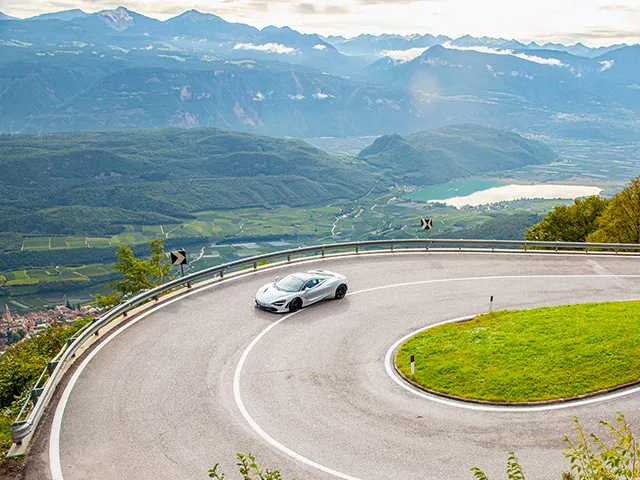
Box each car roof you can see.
[285,271,329,281]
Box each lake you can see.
[411,181,602,208]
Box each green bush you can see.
[0,318,91,457]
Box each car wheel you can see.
[335,284,347,299]
[289,297,303,312]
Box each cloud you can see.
[533,27,640,44]
[599,4,640,12]
[295,3,316,14]
[312,90,334,99]
[358,0,441,4]
[380,46,427,61]
[292,3,351,14]
[599,59,614,71]
[233,42,299,54]
[313,44,327,50]
[442,42,567,66]
[287,93,305,100]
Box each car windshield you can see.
[275,275,305,292]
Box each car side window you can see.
[304,278,320,290]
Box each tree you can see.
[525,196,609,242]
[147,239,172,286]
[471,413,639,479]
[94,240,172,309]
[587,175,640,244]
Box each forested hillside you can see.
[0,128,377,235]
[358,124,556,185]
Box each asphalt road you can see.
[45,252,640,480]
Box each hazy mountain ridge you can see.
[1,7,638,139]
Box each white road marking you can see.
[233,311,364,480]
[235,273,640,478]
[48,252,640,480]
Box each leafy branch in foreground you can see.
[472,413,639,479]
[94,239,172,309]
[208,453,294,480]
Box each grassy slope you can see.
[397,301,640,402]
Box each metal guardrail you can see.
[10,238,640,445]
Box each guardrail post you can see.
[187,282,192,289]
[524,242,528,252]
[253,262,257,270]
[153,295,159,301]
[555,246,558,253]
[30,388,44,405]
[355,246,359,254]
[321,247,325,258]
[47,361,58,375]
[220,270,224,278]
[11,421,28,445]
[287,255,291,262]
[391,244,394,252]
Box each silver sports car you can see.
[255,269,348,313]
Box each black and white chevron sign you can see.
[420,218,433,230]
[170,249,187,265]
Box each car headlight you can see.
[272,299,286,306]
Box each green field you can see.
[0,264,116,287]
[396,301,640,403]
[2,189,581,312]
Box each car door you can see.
[302,277,324,304]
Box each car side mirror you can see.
[274,276,280,282]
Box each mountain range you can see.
[1,7,638,140]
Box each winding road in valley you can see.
[35,252,640,480]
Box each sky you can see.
[2,0,640,46]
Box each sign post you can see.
[420,217,433,247]
[170,249,188,277]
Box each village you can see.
[0,303,99,354]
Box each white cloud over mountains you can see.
[233,42,298,54]
[599,60,614,71]
[381,42,569,66]
[380,47,427,62]
[442,42,567,66]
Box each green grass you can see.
[49,237,68,249]
[22,237,49,250]
[396,301,640,403]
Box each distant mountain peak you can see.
[174,9,223,21]
[0,11,18,20]
[97,5,135,30]
[26,8,88,21]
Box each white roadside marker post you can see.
[489,295,494,313]
[410,354,415,378]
